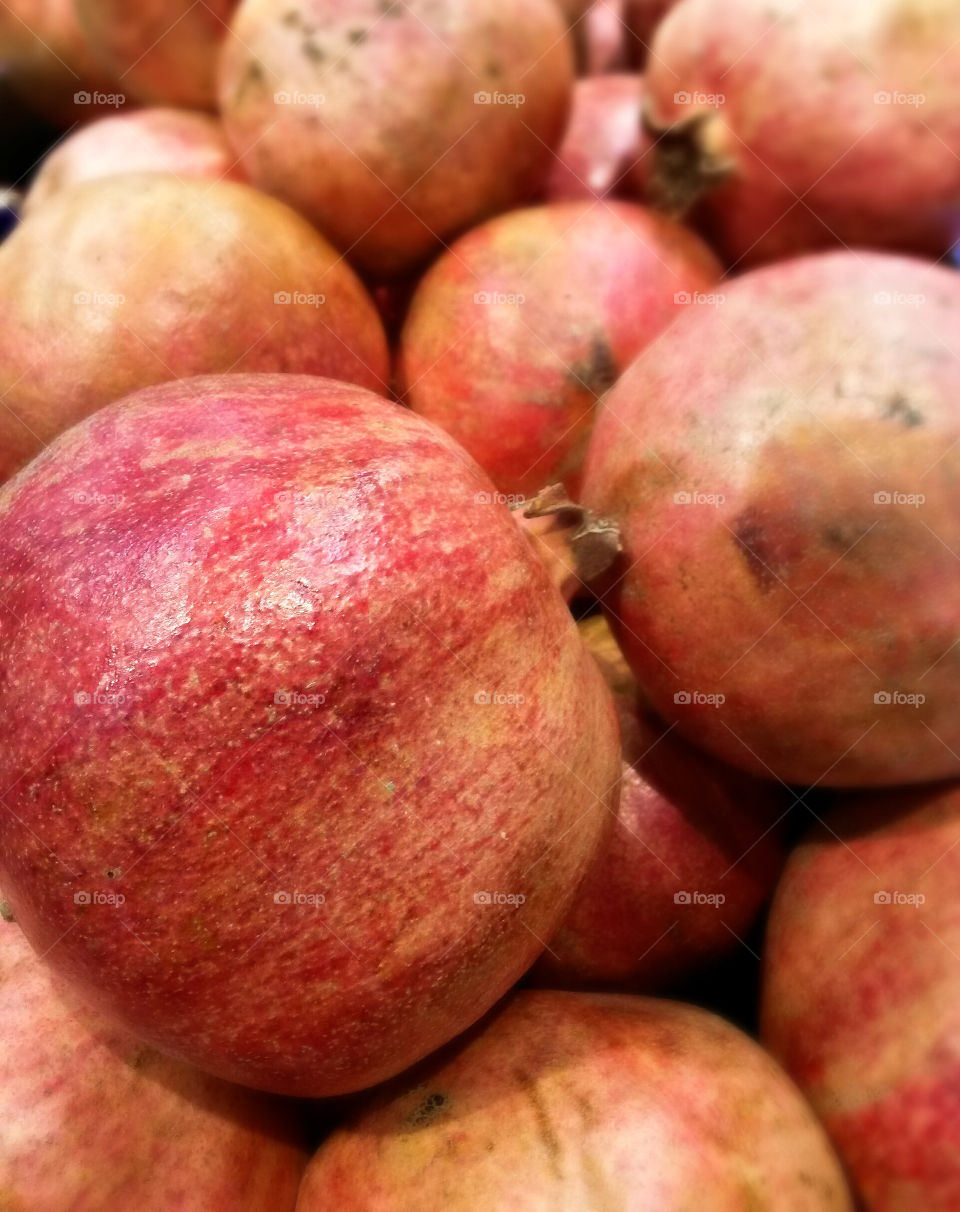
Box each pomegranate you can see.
[582,251,960,787]
[217,0,574,277]
[534,616,786,990]
[24,108,245,215]
[0,173,388,482]
[297,990,853,1209]
[75,0,236,109]
[763,781,960,1210]
[544,74,650,202]
[0,901,306,1209]
[399,200,721,499]
[645,0,960,266]
[0,373,620,1096]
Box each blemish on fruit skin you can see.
[883,392,924,427]
[405,1090,448,1128]
[568,336,618,401]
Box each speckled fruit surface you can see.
[0,903,306,1211]
[582,251,960,787]
[0,373,619,1096]
[296,990,853,1210]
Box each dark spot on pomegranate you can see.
[282,9,300,26]
[348,28,368,45]
[569,336,618,400]
[303,40,325,63]
[883,391,924,427]
[406,1091,449,1128]
[733,510,777,589]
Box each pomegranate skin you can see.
[645,0,960,266]
[582,250,960,788]
[24,109,246,215]
[763,782,960,1210]
[0,373,619,1097]
[544,74,650,202]
[0,906,306,1211]
[217,0,574,277]
[296,991,853,1210]
[399,200,721,499]
[75,0,237,109]
[0,173,388,483]
[534,617,786,991]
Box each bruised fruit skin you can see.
[544,74,650,202]
[0,174,388,482]
[763,782,960,1211]
[23,108,245,215]
[76,0,236,109]
[0,374,620,1096]
[0,906,306,1210]
[297,991,853,1210]
[645,0,960,266]
[583,251,960,787]
[535,617,786,990]
[218,0,574,277]
[399,200,721,499]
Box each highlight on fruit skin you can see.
[297,990,854,1210]
[582,249,960,787]
[0,372,620,1098]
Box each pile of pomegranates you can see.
[0,0,957,1207]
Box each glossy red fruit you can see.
[645,0,960,266]
[399,200,721,499]
[218,0,574,277]
[763,781,960,1211]
[534,617,786,990]
[0,373,619,1097]
[0,174,388,482]
[297,991,853,1209]
[582,251,960,787]
[0,901,306,1210]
